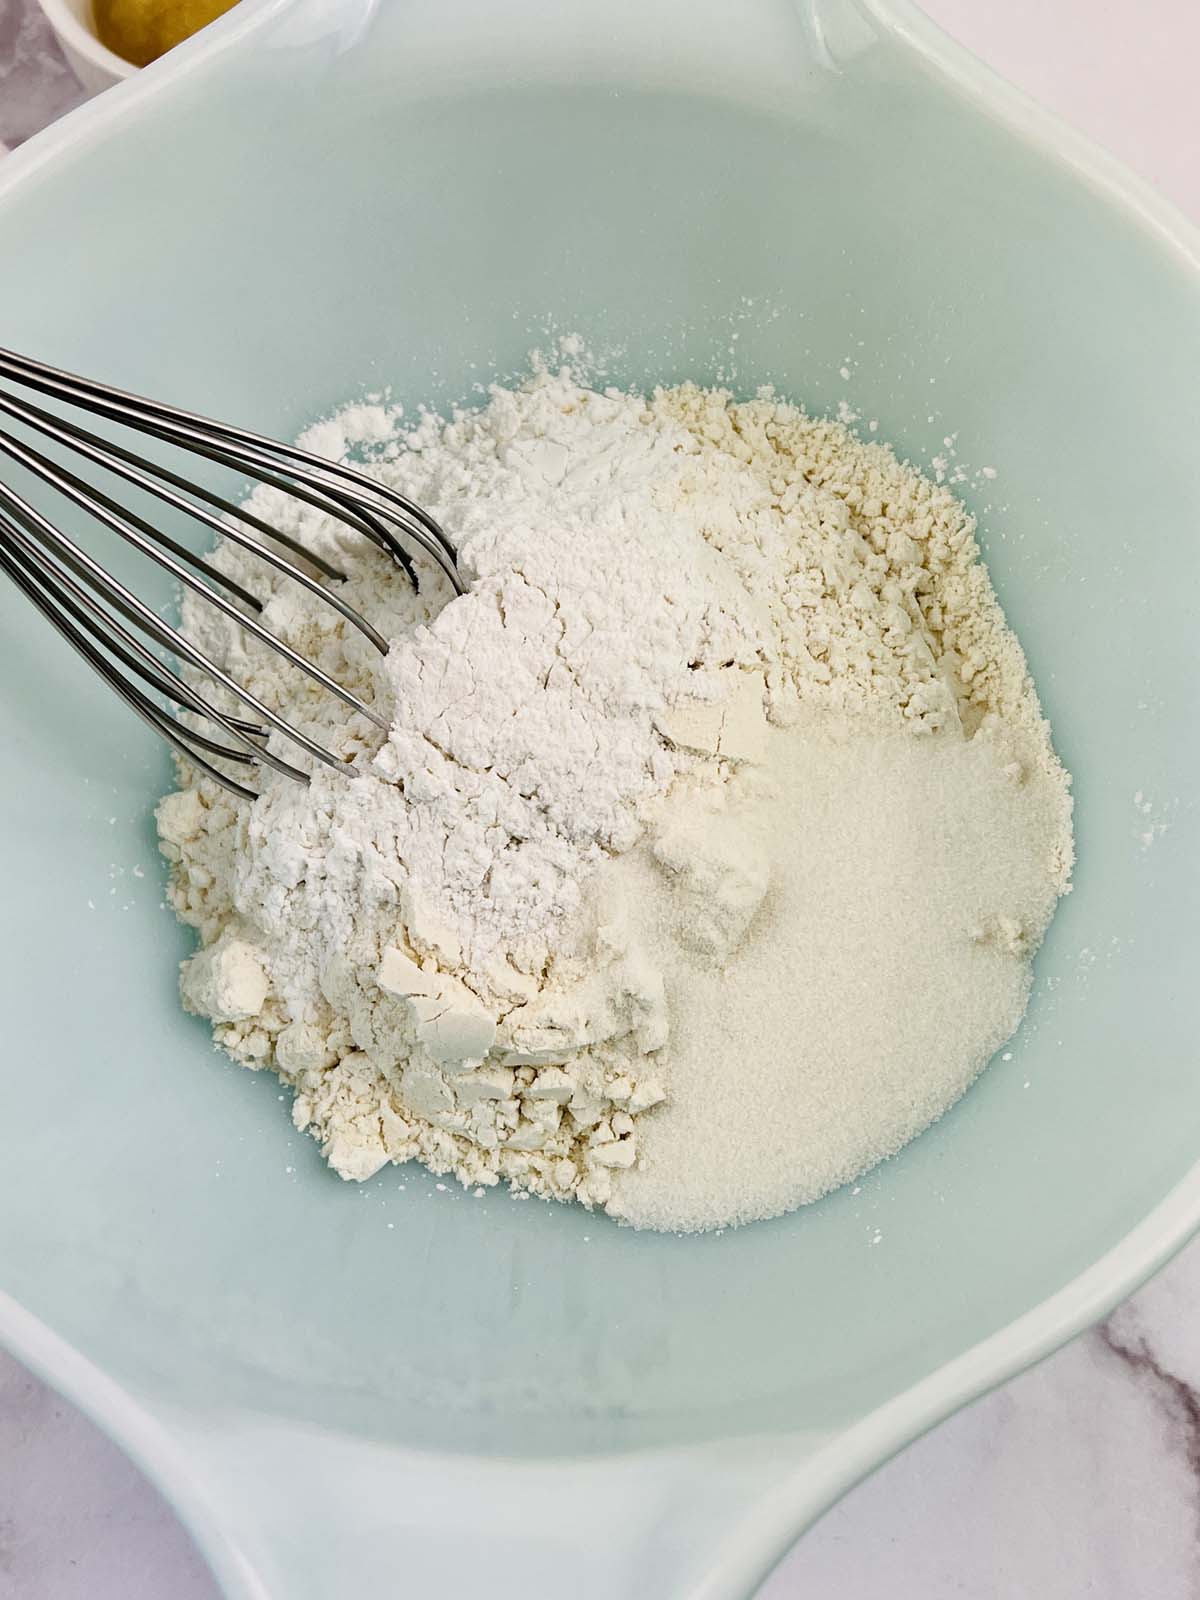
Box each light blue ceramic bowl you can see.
[2,2,1198,1595]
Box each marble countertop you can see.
[2,2,1198,1596]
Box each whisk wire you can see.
[0,385,348,580]
[0,525,262,799]
[0,346,467,797]
[0,348,465,591]
[0,526,266,773]
[0,429,389,739]
[0,418,267,614]
[3,520,273,751]
[0,387,392,651]
[0,477,359,779]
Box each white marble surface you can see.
[2,3,1199,1597]
[0,0,85,149]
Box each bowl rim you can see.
[35,0,139,82]
[2,1,1200,1596]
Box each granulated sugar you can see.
[607,725,1068,1231]
[159,355,1073,1231]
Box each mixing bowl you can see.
[1,1,1198,1595]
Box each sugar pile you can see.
[607,729,1067,1230]
[158,356,1073,1232]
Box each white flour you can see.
[158,357,1073,1230]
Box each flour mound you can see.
[158,361,1072,1228]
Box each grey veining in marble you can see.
[770,1251,1200,1599]
[0,0,86,148]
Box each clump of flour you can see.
[158,355,1072,1229]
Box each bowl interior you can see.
[1,0,1198,1462]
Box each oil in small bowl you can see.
[93,0,238,67]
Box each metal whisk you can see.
[0,348,466,799]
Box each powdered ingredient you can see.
[607,726,1067,1231]
[158,356,1073,1231]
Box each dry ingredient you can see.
[158,355,1073,1232]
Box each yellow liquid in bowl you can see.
[94,0,238,66]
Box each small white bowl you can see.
[36,0,138,95]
